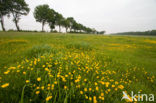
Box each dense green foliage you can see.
[0,0,30,31]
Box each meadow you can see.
[0,32,156,103]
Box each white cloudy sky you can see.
[2,0,156,33]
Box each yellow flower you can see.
[95,82,98,86]
[26,80,30,83]
[101,97,104,100]
[36,91,40,95]
[45,68,49,71]
[1,83,9,88]
[84,88,87,92]
[42,65,45,68]
[4,70,10,75]
[105,82,110,87]
[41,86,44,90]
[101,93,104,96]
[115,81,119,85]
[89,97,92,101]
[46,96,52,101]
[89,88,92,91]
[80,91,83,94]
[118,85,124,90]
[95,86,99,91]
[64,86,67,89]
[54,81,57,84]
[23,72,26,75]
[37,77,41,82]
[93,96,97,103]
[112,85,115,88]
[85,95,88,99]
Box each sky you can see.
[1,0,156,33]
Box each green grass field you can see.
[0,32,156,103]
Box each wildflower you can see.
[26,80,30,83]
[36,87,40,89]
[115,81,119,85]
[101,93,104,96]
[54,81,57,84]
[89,97,92,101]
[46,96,52,101]
[80,91,83,94]
[84,79,87,82]
[101,97,104,100]
[84,88,87,92]
[45,68,49,71]
[95,86,99,91]
[64,86,67,89]
[93,96,97,103]
[42,65,45,68]
[37,77,41,82]
[41,86,44,90]
[17,70,20,73]
[95,82,98,86]
[23,72,26,75]
[105,82,109,87]
[36,91,40,95]
[4,70,10,75]
[112,85,115,88]
[85,95,88,99]
[89,88,92,91]
[118,85,124,90]
[1,83,9,88]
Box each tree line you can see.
[112,30,156,36]
[0,0,105,34]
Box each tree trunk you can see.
[70,27,72,32]
[42,22,45,32]
[0,16,6,31]
[15,20,20,31]
[59,25,61,32]
[65,27,68,33]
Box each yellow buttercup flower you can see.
[84,88,87,92]
[80,91,83,94]
[26,80,30,83]
[1,83,9,88]
[37,77,41,82]
[35,91,40,95]
[64,86,67,89]
[46,96,52,101]
[118,85,124,90]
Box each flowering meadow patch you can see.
[0,32,156,102]
[0,51,155,102]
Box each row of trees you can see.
[34,4,105,34]
[0,0,30,31]
[0,1,105,34]
[113,30,156,36]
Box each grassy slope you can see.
[0,32,156,102]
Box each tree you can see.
[0,0,12,31]
[47,9,56,32]
[10,0,30,31]
[67,17,75,32]
[62,18,70,33]
[55,12,64,32]
[34,5,51,31]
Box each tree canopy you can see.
[0,0,30,31]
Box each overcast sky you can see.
[1,0,156,33]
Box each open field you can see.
[0,32,156,103]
